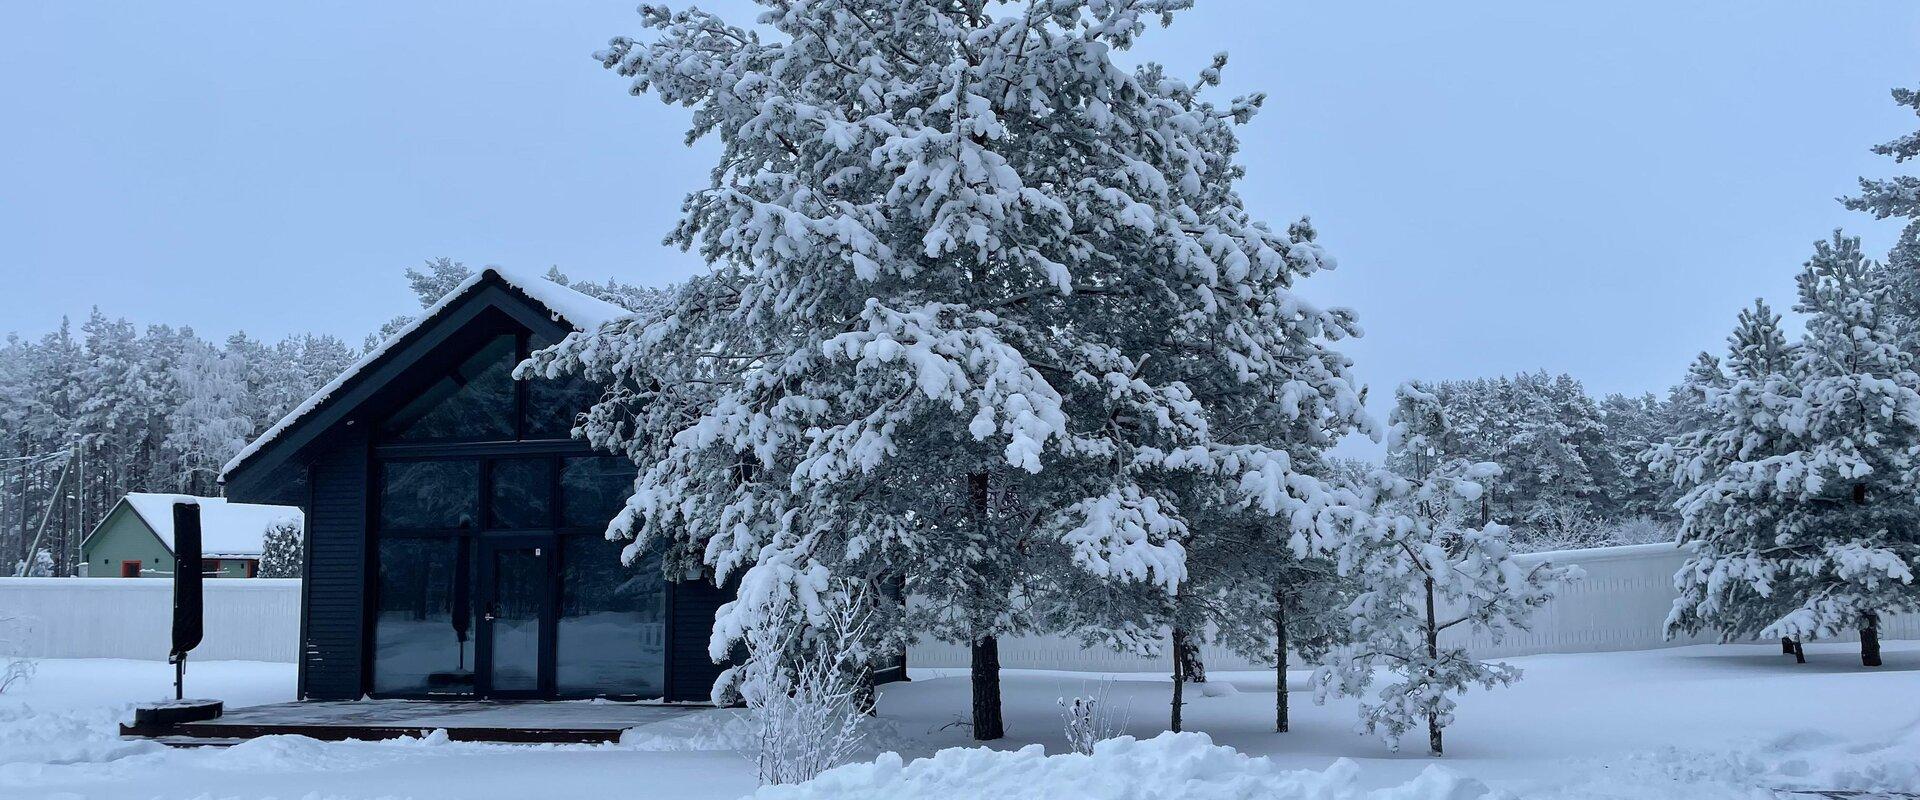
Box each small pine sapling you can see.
[258,520,303,578]
[1315,384,1579,756]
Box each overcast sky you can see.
[3,2,1917,454]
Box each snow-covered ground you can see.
[2,642,1917,799]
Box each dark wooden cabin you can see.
[221,268,732,702]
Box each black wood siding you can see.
[302,430,369,700]
[669,578,737,702]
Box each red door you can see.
[120,560,140,578]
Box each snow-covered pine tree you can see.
[259,519,303,579]
[167,339,254,495]
[1843,84,1920,256]
[542,266,677,317]
[405,257,473,308]
[1658,235,1920,667]
[1653,297,1807,648]
[1594,392,1666,522]
[1769,233,1920,665]
[533,0,1371,740]
[1382,372,1617,547]
[1314,383,1578,756]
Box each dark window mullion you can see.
[514,333,529,441]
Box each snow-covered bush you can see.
[720,582,876,786]
[12,549,53,578]
[1516,513,1673,553]
[258,519,303,578]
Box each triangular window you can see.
[382,334,517,441]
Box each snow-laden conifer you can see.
[1656,233,1920,666]
[1314,383,1578,756]
[527,0,1373,739]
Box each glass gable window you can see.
[489,459,553,529]
[383,334,517,441]
[373,538,475,695]
[369,325,647,699]
[562,456,636,530]
[557,534,666,697]
[380,460,479,530]
[525,334,598,440]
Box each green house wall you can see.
[80,501,255,578]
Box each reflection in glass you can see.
[487,547,545,692]
[383,334,517,441]
[489,459,553,529]
[526,375,596,440]
[557,534,665,697]
[380,460,478,530]
[562,457,635,530]
[524,335,598,440]
[374,538,474,695]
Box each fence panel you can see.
[905,542,1918,671]
[0,577,301,662]
[5,543,1913,669]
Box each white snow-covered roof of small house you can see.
[109,493,303,558]
[218,267,632,481]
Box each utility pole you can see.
[16,450,72,577]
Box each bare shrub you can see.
[726,585,876,786]
[1057,680,1127,755]
[0,614,37,694]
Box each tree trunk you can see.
[1861,613,1882,668]
[1792,638,1806,664]
[965,471,1004,740]
[1781,636,1795,655]
[1175,631,1207,684]
[1170,627,1187,733]
[1424,576,1443,757]
[970,634,1004,740]
[1274,592,1289,733]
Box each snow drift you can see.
[746,732,1491,800]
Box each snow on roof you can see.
[219,267,631,480]
[118,493,303,558]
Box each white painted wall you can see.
[4,543,1913,669]
[0,577,300,662]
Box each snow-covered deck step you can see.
[122,698,717,745]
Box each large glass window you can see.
[380,460,479,530]
[562,456,636,530]
[524,335,597,440]
[489,459,553,529]
[373,538,475,695]
[556,534,665,697]
[383,334,517,441]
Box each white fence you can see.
[0,577,301,662]
[5,543,1914,668]
[907,542,1920,671]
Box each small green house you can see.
[80,493,303,578]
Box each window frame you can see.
[374,331,593,447]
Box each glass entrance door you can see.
[477,541,550,697]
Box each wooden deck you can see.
[121,699,715,745]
